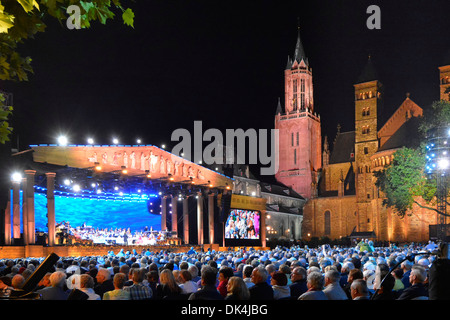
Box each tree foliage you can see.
[0,0,135,142]
[374,100,450,218]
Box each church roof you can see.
[260,181,305,200]
[378,116,421,152]
[293,28,307,64]
[275,97,283,114]
[329,131,355,164]
[356,56,378,84]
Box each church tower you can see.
[354,57,383,232]
[275,26,322,200]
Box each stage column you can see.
[197,192,203,245]
[21,177,28,245]
[208,193,214,244]
[183,196,189,244]
[46,172,56,247]
[25,170,36,244]
[4,193,11,245]
[161,196,167,232]
[171,196,178,236]
[261,210,267,248]
[12,179,21,240]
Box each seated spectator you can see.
[11,274,25,290]
[242,265,254,289]
[35,272,52,291]
[289,266,308,299]
[397,265,428,300]
[79,274,101,300]
[271,271,290,300]
[94,268,115,299]
[155,269,183,300]
[178,270,198,294]
[217,266,234,298]
[249,267,274,300]
[103,273,131,300]
[147,270,159,298]
[124,267,152,300]
[391,268,405,296]
[372,272,395,300]
[298,271,328,300]
[225,276,250,300]
[344,268,363,299]
[323,269,348,300]
[189,266,223,300]
[36,271,69,300]
[350,279,370,300]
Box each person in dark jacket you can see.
[289,266,308,299]
[189,266,224,300]
[397,265,428,300]
[249,267,274,300]
[36,271,69,300]
[94,268,115,299]
[372,273,395,300]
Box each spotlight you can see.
[87,138,94,144]
[137,139,142,144]
[73,184,81,192]
[11,172,22,183]
[121,166,128,174]
[161,144,166,149]
[57,135,68,146]
[113,138,119,144]
[64,179,71,186]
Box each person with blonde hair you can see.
[103,273,131,300]
[225,276,250,300]
[155,269,182,300]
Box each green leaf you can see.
[122,7,134,28]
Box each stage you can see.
[0,243,270,259]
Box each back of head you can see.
[201,266,217,286]
[351,279,368,297]
[80,274,95,289]
[307,271,324,290]
[272,271,287,286]
[113,273,127,289]
[50,271,67,288]
[325,269,340,284]
[243,265,254,278]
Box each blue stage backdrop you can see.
[34,192,162,232]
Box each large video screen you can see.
[224,209,261,240]
[34,192,162,232]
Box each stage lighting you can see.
[73,184,81,192]
[113,138,119,144]
[87,138,94,144]
[438,158,449,170]
[57,135,68,146]
[137,139,142,144]
[161,144,166,149]
[91,183,96,188]
[64,179,71,186]
[11,172,22,183]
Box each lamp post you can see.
[425,126,450,241]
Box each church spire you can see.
[276,97,283,114]
[293,19,307,65]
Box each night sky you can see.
[2,0,450,180]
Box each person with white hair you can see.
[298,271,328,300]
[323,269,348,300]
[36,271,69,300]
[350,279,370,300]
[397,265,428,300]
[94,267,115,299]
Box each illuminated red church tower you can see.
[275,26,322,200]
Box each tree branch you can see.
[413,200,450,217]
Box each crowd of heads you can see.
[0,240,442,300]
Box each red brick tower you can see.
[275,26,322,200]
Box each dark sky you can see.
[2,0,450,176]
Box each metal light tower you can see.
[425,126,450,241]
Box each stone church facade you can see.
[274,27,450,243]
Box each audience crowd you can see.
[0,240,442,300]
